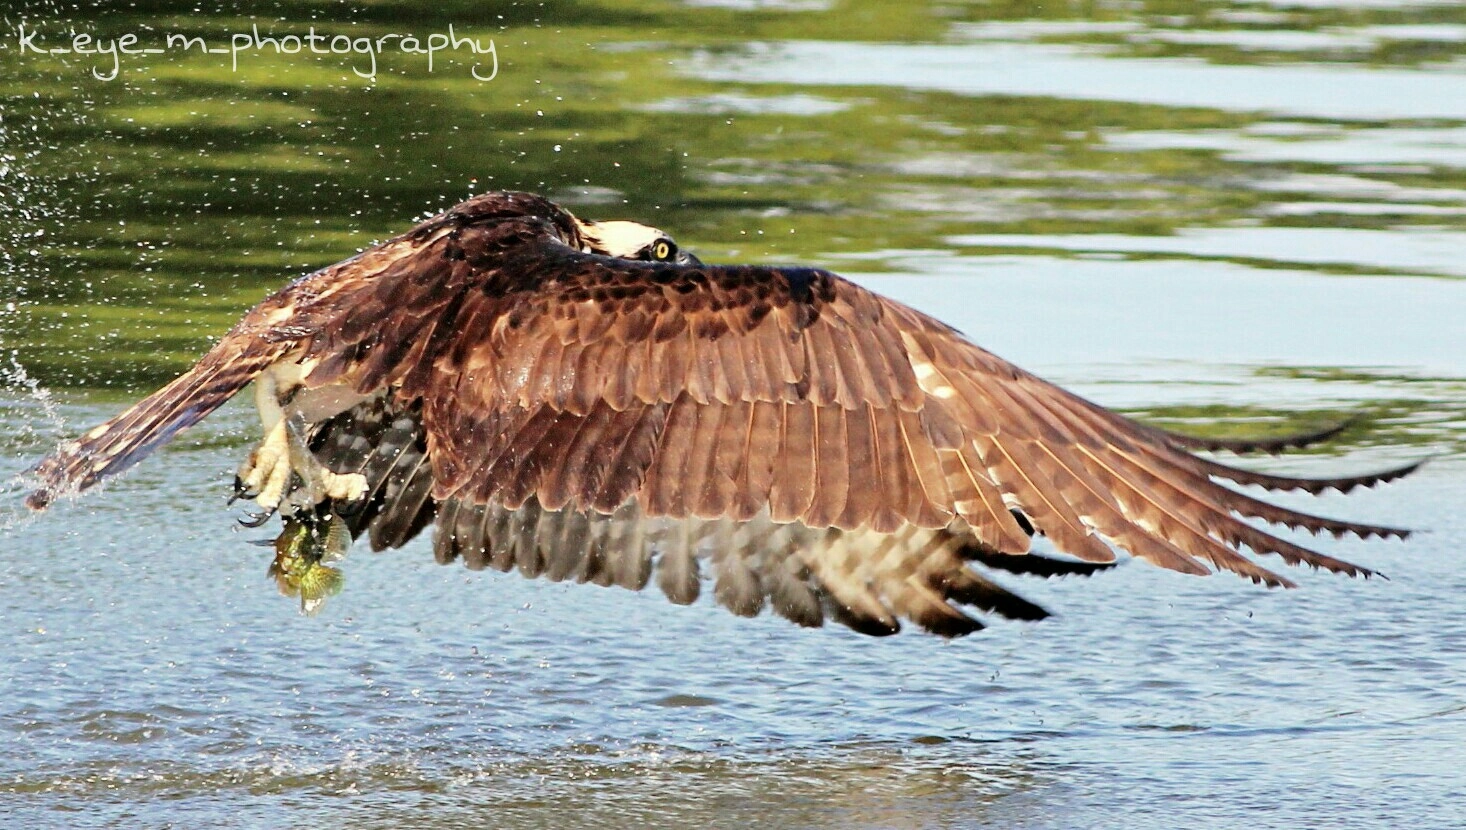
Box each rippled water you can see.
[4,2,1466,827]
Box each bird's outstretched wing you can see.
[23,196,555,510]
[24,337,286,510]
[307,251,1415,635]
[26,188,1415,636]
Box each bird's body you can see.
[26,191,1416,635]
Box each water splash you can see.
[0,3,90,530]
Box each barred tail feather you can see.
[24,338,280,510]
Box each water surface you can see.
[3,2,1466,827]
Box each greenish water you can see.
[3,1,1466,827]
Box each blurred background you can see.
[3,2,1466,828]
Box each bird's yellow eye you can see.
[653,240,673,261]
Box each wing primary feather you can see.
[457,502,491,570]
[607,501,654,591]
[835,404,878,530]
[1189,455,1424,496]
[1057,397,1412,543]
[486,503,518,572]
[511,501,545,578]
[579,514,613,585]
[540,504,587,581]
[945,446,1033,553]
[461,406,553,502]
[731,402,780,520]
[996,380,1257,577]
[1148,419,1353,455]
[978,433,1123,564]
[498,408,584,509]
[1001,384,1291,581]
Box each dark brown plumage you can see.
[26,191,1418,636]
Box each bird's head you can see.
[431,192,704,266]
[575,219,703,266]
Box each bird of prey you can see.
[25,191,1417,634]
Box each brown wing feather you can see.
[414,254,1412,614]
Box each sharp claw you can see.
[228,475,258,506]
[238,508,276,528]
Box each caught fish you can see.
[268,508,349,615]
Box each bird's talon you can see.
[238,508,276,528]
[228,475,259,505]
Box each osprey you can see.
[26,191,1417,634]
